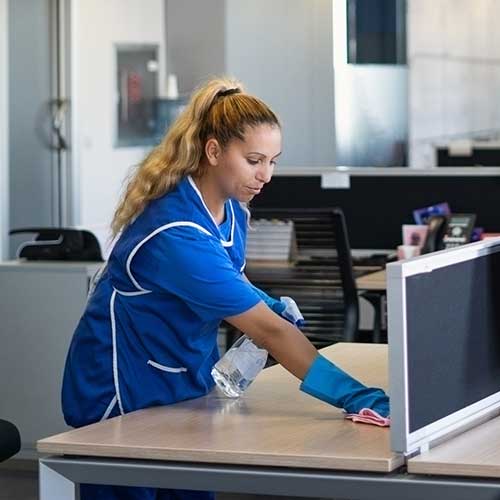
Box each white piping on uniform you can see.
[110,290,125,415]
[100,395,117,421]
[108,222,210,409]
[115,289,151,297]
[147,359,187,373]
[240,260,246,273]
[227,200,235,247]
[187,175,234,247]
[109,189,235,407]
[125,221,212,293]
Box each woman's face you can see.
[211,124,282,202]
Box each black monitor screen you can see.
[406,250,500,433]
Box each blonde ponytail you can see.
[111,77,280,236]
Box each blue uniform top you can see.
[62,176,261,428]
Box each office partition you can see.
[253,173,500,249]
[387,239,500,454]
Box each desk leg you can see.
[40,461,77,500]
[360,291,385,343]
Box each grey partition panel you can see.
[406,253,500,432]
[388,240,500,454]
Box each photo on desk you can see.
[402,224,428,248]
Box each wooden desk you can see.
[37,343,500,499]
[408,415,500,478]
[38,344,400,473]
[356,269,387,291]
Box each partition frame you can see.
[388,238,500,455]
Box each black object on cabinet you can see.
[0,419,20,462]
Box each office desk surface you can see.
[38,343,403,473]
[356,270,386,291]
[408,414,500,478]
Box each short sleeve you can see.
[131,227,261,322]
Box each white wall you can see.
[0,0,8,260]
[225,0,335,167]
[72,0,165,252]
[409,0,500,167]
[165,0,225,95]
[164,0,335,167]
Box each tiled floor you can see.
[0,461,317,500]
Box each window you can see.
[347,0,406,65]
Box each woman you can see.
[62,77,389,500]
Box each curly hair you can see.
[111,77,280,236]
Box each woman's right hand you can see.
[299,354,390,417]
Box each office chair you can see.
[0,419,21,462]
[242,207,359,349]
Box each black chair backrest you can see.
[245,207,359,347]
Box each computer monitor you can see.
[387,238,500,454]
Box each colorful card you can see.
[413,202,451,225]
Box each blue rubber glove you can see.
[280,296,305,327]
[300,355,390,417]
[250,284,286,314]
[251,286,305,326]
